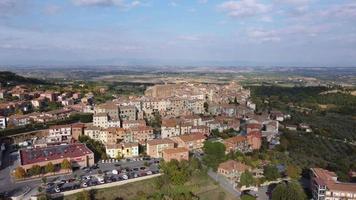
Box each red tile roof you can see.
[20,143,93,166]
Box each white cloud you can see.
[71,0,142,9]
[218,0,271,18]
[246,24,329,42]
[177,35,201,41]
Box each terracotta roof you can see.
[162,119,179,127]
[162,147,189,154]
[218,160,250,172]
[147,138,175,146]
[20,143,93,166]
[177,133,206,142]
[224,135,247,144]
[312,168,356,192]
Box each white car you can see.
[146,171,152,175]
[122,174,128,180]
[54,187,61,193]
[112,169,118,175]
[82,182,88,187]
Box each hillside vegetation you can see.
[0,71,49,86]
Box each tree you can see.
[240,170,255,187]
[264,165,280,181]
[61,159,71,171]
[204,102,209,113]
[272,181,306,200]
[203,141,226,171]
[14,166,26,179]
[29,165,42,176]
[45,162,55,174]
[286,165,301,180]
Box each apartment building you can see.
[310,168,356,200]
[47,125,72,144]
[146,138,175,158]
[162,147,189,162]
[129,126,154,143]
[106,142,139,158]
[171,133,206,151]
[119,105,137,121]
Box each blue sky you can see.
[0,0,355,67]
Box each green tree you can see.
[264,165,280,181]
[29,165,42,176]
[203,141,226,171]
[272,181,306,200]
[14,166,26,179]
[240,170,255,187]
[61,159,71,170]
[286,165,301,180]
[45,162,55,174]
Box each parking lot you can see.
[44,157,161,194]
[0,146,161,199]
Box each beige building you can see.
[147,138,175,158]
[162,147,189,162]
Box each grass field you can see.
[63,174,237,200]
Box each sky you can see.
[0,0,355,67]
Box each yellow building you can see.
[106,143,139,158]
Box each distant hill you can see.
[0,71,49,86]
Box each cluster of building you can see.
[15,81,283,176]
[0,85,94,129]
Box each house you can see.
[218,160,250,181]
[171,133,206,151]
[7,114,32,127]
[146,138,175,158]
[299,123,312,133]
[223,135,250,153]
[161,118,181,138]
[106,142,139,158]
[162,147,189,162]
[285,125,298,131]
[270,111,285,122]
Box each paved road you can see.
[207,169,241,198]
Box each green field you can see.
[63,175,236,200]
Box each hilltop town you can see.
[0,71,355,200]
